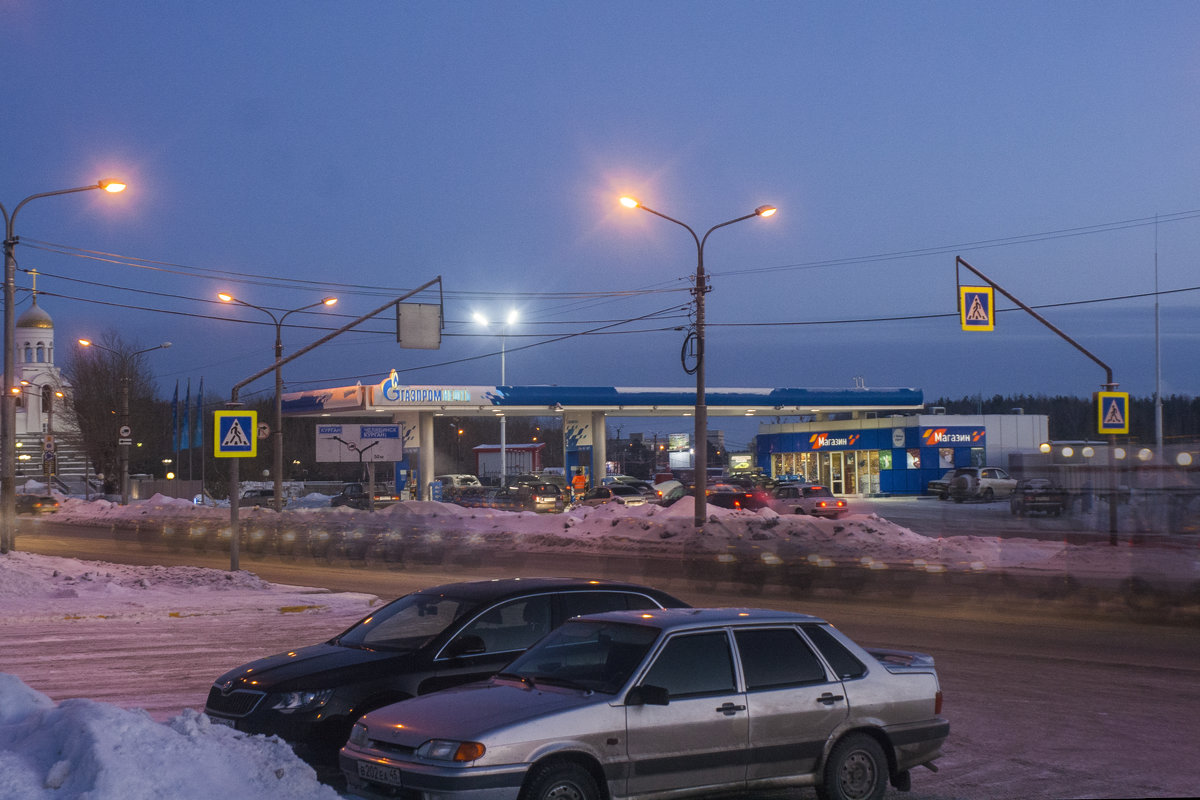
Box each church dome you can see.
[16,298,53,330]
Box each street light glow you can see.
[100,180,127,193]
[217,292,235,303]
[619,196,639,209]
[755,205,777,217]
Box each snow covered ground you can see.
[2,489,1198,799]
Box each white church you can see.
[11,292,85,489]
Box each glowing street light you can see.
[473,309,518,484]
[620,196,776,529]
[218,294,338,511]
[1,180,126,553]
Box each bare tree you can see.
[59,332,170,493]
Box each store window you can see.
[906,449,921,469]
[970,447,986,467]
[939,448,954,469]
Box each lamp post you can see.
[1,180,125,553]
[620,196,776,529]
[218,294,337,511]
[78,339,171,504]
[473,309,518,485]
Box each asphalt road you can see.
[7,518,1200,799]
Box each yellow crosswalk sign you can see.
[214,410,258,457]
[960,286,994,331]
[1095,391,1130,435]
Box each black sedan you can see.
[1010,478,1068,516]
[203,578,688,766]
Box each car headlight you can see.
[416,739,486,762]
[268,688,334,713]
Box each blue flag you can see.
[171,381,179,451]
[182,379,191,452]
[192,377,204,450]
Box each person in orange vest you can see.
[571,468,588,502]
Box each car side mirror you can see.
[444,634,487,658]
[626,684,669,706]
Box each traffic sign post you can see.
[1096,391,1131,435]
[214,410,258,458]
[959,285,994,331]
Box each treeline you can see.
[929,394,1200,442]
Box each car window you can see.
[804,487,833,498]
[802,624,867,679]
[452,595,554,655]
[641,632,735,698]
[505,620,660,694]
[339,593,472,651]
[735,627,828,689]
[561,591,660,620]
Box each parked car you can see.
[927,470,955,499]
[203,578,688,766]
[767,483,849,518]
[580,483,647,507]
[704,483,771,511]
[518,482,566,513]
[341,607,949,800]
[434,474,482,500]
[15,494,58,514]
[651,479,686,506]
[947,467,1017,503]
[239,488,277,508]
[329,482,401,510]
[1010,478,1069,516]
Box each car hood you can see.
[361,679,604,747]
[214,641,413,691]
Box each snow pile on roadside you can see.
[0,551,379,623]
[0,674,339,800]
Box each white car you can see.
[947,467,1017,502]
[767,483,848,518]
[580,484,647,507]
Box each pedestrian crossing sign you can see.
[214,410,258,457]
[1095,391,1130,435]
[960,286,994,331]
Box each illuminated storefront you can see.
[757,414,1048,496]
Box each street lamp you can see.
[620,196,776,529]
[77,339,171,504]
[1,179,125,554]
[218,293,337,511]
[473,309,518,485]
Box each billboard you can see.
[315,423,404,463]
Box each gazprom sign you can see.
[374,370,476,405]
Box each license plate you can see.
[357,760,403,787]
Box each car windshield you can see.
[609,484,640,496]
[334,592,475,651]
[502,619,660,694]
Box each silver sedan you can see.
[341,607,948,800]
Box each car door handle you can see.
[715,702,746,715]
[817,693,845,706]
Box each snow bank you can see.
[0,675,339,800]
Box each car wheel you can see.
[817,733,888,800]
[981,488,995,502]
[522,761,599,800]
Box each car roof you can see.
[571,607,827,632]
[410,577,687,605]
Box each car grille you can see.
[204,686,265,717]
[369,739,418,758]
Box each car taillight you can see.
[935,690,943,715]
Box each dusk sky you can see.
[4,2,1198,449]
